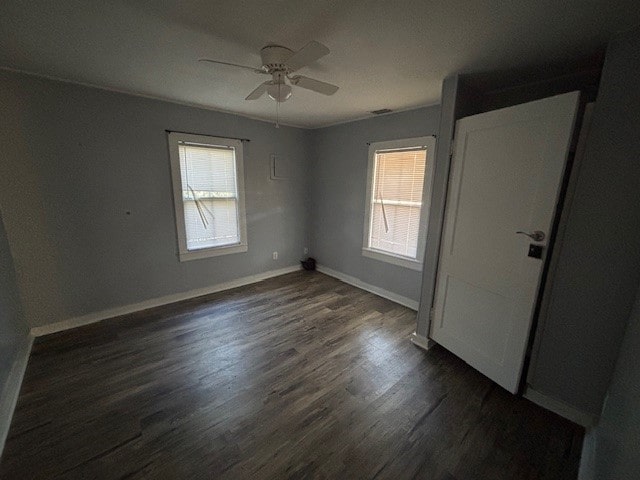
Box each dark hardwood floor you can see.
[0,271,583,479]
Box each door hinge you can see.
[449,137,456,159]
[429,307,435,321]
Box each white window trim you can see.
[362,135,436,271]
[167,132,248,262]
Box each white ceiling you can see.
[1,0,639,128]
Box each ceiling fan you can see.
[200,41,339,125]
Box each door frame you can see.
[523,102,595,390]
[415,86,586,394]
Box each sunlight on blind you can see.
[369,148,427,258]
[178,143,240,251]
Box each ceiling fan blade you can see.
[286,41,330,72]
[199,58,266,74]
[245,81,271,100]
[289,75,339,96]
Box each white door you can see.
[430,92,580,393]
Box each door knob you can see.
[516,230,545,242]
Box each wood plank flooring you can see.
[0,271,583,479]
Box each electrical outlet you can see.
[303,247,309,255]
[272,251,278,260]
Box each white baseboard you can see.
[30,265,301,337]
[316,264,419,310]
[410,332,436,351]
[0,333,33,457]
[524,386,598,427]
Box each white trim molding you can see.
[410,332,436,351]
[0,66,305,129]
[167,132,248,262]
[578,427,597,480]
[0,334,33,456]
[362,136,436,270]
[524,386,599,427]
[316,264,418,310]
[30,265,301,337]
[0,66,441,130]
[362,248,423,271]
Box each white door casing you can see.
[430,92,580,393]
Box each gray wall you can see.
[528,28,640,416]
[580,285,640,480]
[309,106,441,303]
[0,70,312,328]
[0,209,29,395]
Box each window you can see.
[168,132,248,261]
[362,136,436,271]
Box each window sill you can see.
[362,248,423,271]
[179,243,248,262]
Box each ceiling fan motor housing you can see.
[260,45,294,72]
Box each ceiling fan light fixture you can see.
[200,40,338,112]
[267,83,292,102]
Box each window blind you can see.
[178,142,240,251]
[368,148,427,258]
